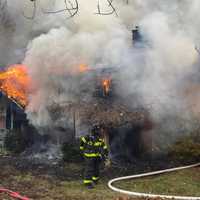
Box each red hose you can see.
[0,188,30,200]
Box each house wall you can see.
[0,94,7,129]
[0,94,8,149]
[0,128,7,150]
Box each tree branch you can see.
[42,0,79,19]
[95,0,118,17]
[22,0,37,20]
[0,0,7,10]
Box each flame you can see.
[102,78,111,96]
[79,64,91,73]
[0,64,31,107]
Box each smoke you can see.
[1,0,200,143]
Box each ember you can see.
[102,78,111,96]
[0,64,30,107]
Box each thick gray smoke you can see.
[1,0,200,145]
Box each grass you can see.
[0,157,199,200]
[0,161,118,200]
[115,167,200,197]
[0,173,118,200]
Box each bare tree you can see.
[42,0,79,19]
[95,0,118,16]
[195,46,200,55]
[23,0,37,20]
[0,0,14,28]
[0,0,7,24]
[0,0,7,10]
[22,0,123,20]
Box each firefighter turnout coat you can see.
[80,135,108,185]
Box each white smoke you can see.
[1,0,200,139]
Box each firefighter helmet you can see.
[91,124,101,136]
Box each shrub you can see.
[61,140,83,162]
[169,132,200,162]
[4,129,28,154]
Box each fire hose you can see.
[0,188,30,200]
[108,162,200,200]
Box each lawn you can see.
[0,156,199,200]
[115,167,200,197]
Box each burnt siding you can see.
[0,93,27,130]
[0,93,8,129]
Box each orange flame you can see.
[78,64,91,73]
[102,78,111,96]
[0,64,31,107]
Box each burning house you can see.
[0,65,37,153]
[0,65,29,137]
[0,27,154,162]
[0,0,199,167]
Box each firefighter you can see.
[80,124,108,188]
